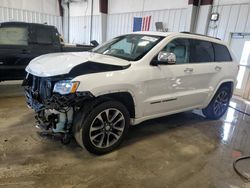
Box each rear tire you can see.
[80,100,130,155]
[202,86,231,120]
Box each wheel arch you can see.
[96,91,136,118]
[204,79,235,108]
[218,81,234,95]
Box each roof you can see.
[0,21,56,28]
[130,31,174,37]
[128,31,223,44]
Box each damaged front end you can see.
[22,74,93,142]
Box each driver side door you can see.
[143,38,201,116]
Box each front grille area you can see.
[23,73,94,112]
[23,74,54,103]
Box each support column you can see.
[99,0,108,43]
[186,0,199,32]
[195,0,213,35]
[60,0,70,42]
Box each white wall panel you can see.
[213,0,250,6]
[107,8,187,40]
[70,0,100,16]
[179,9,187,32]
[107,12,140,40]
[207,3,250,42]
[1,0,60,16]
[245,6,250,31]
[69,15,100,44]
[224,5,240,40]
[173,10,181,32]
[216,5,231,40]
[0,6,62,34]
[109,0,188,14]
[235,4,249,32]
[168,10,176,32]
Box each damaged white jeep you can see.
[23,32,238,155]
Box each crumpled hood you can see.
[26,52,130,77]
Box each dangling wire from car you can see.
[229,105,250,181]
[229,105,250,116]
[233,156,250,182]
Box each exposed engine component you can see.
[35,108,73,133]
[23,74,93,144]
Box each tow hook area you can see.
[37,131,72,145]
[35,108,74,145]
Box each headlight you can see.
[53,80,80,95]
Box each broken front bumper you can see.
[24,87,93,112]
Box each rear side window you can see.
[189,39,214,63]
[213,43,232,62]
[36,27,54,44]
[0,26,28,45]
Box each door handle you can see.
[215,66,222,71]
[184,68,193,73]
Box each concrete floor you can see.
[0,82,250,188]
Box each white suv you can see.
[23,32,238,154]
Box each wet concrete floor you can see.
[0,82,250,187]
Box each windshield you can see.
[92,34,163,61]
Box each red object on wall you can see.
[142,16,151,31]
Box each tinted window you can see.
[0,26,28,45]
[36,27,54,44]
[162,38,190,64]
[189,39,214,63]
[213,43,232,62]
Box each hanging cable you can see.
[229,105,250,116]
[233,156,250,182]
[229,103,250,181]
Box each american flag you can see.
[133,16,151,32]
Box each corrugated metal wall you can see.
[69,15,100,44]
[207,3,250,41]
[107,8,187,40]
[0,6,62,33]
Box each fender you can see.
[92,89,139,119]
[203,78,236,108]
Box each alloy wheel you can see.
[89,108,125,148]
[213,90,229,117]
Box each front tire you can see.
[80,100,130,155]
[202,86,231,120]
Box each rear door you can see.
[186,39,218,106]
[0,24,31,80]
[188,39,235,107]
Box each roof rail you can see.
[180,32,221,40]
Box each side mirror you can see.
[91,40,99,47]
[157,51,176,64]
